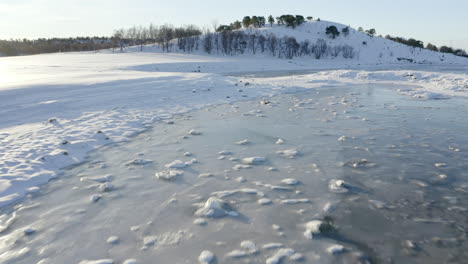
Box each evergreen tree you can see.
[439,46,453,53]
[268,15,275,26]
[295,15,305,25]
[325,26,340,39]
[251,16,259,27]
[282,15,297,28]
[426,43,438,52]
[258,16,266,27]
[341,26,350,36]
[358,27,364,32]
[365,28,376,36]
[216,25,232,32]
[231,21,242,30]
[242,16,251,28]
[306,16,313,21]
[276,16,283,25]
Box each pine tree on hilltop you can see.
[231,20,242,30]
[242,16,251,28]
[282,15,297,28]
[365,28,376,36]
[341,26,350,36]
[295,15,305,25]
[268,15,275,26]
[326,26,340,39]
[426,43,438,52]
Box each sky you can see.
[0,0,467,50]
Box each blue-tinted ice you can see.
[0,84,467,264]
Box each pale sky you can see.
[1,0,467,50]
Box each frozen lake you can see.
[0,83,467,264]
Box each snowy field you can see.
[0,50,468,263]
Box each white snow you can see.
[258,198,273,205]
[164,160,187,169]
[194,197,237,218]
[198,250,215,264]
[328,179,349,193]
[275,138,285,145]
[241,157,267,165]
[276,149,301,159]
[281,178,300,185]
[155,170,184,181]
[106,236,120,244]
[326,244,346,255]
[0,22,467,208]
[303,220,324,239]
[266,248,295,264]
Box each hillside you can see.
[122,20,467,65]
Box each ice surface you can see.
[0,84,467,264]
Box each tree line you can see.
[0,24,202,56]
[0,37,114,56]
[216,14,313,32]
[193,31,355,59]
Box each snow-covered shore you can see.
[0,51,467,207]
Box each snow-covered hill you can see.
[249,20,466,63]
[124,20,466,65]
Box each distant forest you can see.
[1,14,467,59]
